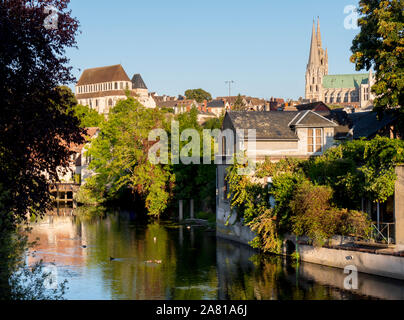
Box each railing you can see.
[370,222,395,245]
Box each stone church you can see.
[75,64,156,115]
[305,19,375,110]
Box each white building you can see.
[75,64,156,115]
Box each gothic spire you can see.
[317,17,322,48]
[308,19,319,66]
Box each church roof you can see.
[77,65,130,86]
[132,74,148,89]
[323,74,369,89]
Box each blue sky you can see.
[66,0,364,100]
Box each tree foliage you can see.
[0,0,83,227]
[184,88,212,103]
[70,103,105,128]
[350,0,403,114]
[226,137,401,253]
[0,0,82,298]
[232,94,248,111]
[86,97,174,217]
[290,181,371,246]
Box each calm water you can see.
[27,211,404,300]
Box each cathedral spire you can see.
[317,17,322,48]
[308,19,319,66]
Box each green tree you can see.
[350,0,403,117]
[232,94,247,111]
[0,0,82,299]
[86,97,174,217]
[184,89,212,103]
[70,104,105,128]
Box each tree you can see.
[87,97,174,217]
[0,0,82,298]
[232,94,247,111]
[350,0,403,116]
[70,103,105,128]
[184,89,212,103]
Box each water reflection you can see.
[27,211,404,300]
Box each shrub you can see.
[290,181,371,246]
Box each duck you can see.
[110,257,116,261]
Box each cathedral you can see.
[75,64,156,115]
[305,19,375,110]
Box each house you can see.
[218,96,269,111]
[216,110,339,243]
[269,97,285,111]
[206,99,229,117]
[56,127,100,185]
[157,99,199,114]
[348,111,400,140]
[295,101,331,112]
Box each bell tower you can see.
[305,18,328,102]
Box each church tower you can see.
[305,18,328,102]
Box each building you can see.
[56,127,100,185]
[206,99,229,117]
[217,96,269,111]
[157,99,199,114]
[75,64,156,115]
[305,19,375,110]
[216,110,339,243]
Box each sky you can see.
[66,0,364,100]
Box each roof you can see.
[289,111,337,128]
[207,100,225,108]
[68,127,100,153]
[76,90,134,100]
[295,101,331,112]
[348,111,397,139]
[323,74,369,89]
[157,99,197,108]
[132,74,148,89]
[226,110,339,141]
[226,111,300,140]
[77,65,130,86]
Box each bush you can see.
[290,181,371,246]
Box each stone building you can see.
[216,110,339,244]
[305,19,375,110]
[75,64,156,115]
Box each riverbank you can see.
[216,215,404,281]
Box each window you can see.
[120,82,123,89]
[114,82,118,90]
[222,136,227,156]
[308,128,323,153]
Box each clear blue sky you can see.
[66,0,364,100]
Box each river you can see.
[26,210,404,300]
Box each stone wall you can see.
[395,165,404,250]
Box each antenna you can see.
[225,80,235,98]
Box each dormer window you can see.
[308,128,323,154]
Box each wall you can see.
[395,165,404,250]
[297,244,404,281]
